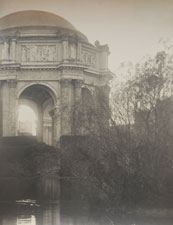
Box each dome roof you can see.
[0,10,77,31]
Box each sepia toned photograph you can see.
[0,0,172,224]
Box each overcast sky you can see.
[0,0,172,72]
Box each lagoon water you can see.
[0,200,173,225]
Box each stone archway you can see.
[18,84,56,145]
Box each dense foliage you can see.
[60,44,173,223]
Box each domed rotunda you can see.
[0,11,112,146]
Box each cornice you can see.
[0,26,88,43]
[0,63,20,71]
[0,62,111,80]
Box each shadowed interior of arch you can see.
[18,105,37,136]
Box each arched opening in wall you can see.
[18,84,56,145]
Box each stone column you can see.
[49,106,60,146]
[37,106,43,142]
[74,79,83,102]
[43,120,52,145]
[7,79,17,136]
[60,79,72,136]
[72,79,83,135]
[1,80,17,136]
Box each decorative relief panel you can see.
[81,51,96,68]
[0,42,9,61]
[68,43,77,59]
[21,45,57,62]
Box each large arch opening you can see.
[18,84,56,145]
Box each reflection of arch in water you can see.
[18,84,56,145]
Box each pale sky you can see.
[0,0,172,72]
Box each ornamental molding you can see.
[73,79,84,88]
[7,79,17,88]
[0,63,20,71]
[60,78,72,87]
[0,62,104,80]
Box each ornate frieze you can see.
[81,51,96,68]
[0,69,17,81]
[21,45,57,62]
[61,66,83,77]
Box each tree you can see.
[110,44,173,207]
[60,43,173,224]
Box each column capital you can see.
[7,79,17,88]
[73,79,84,88]
[60,79,71,87]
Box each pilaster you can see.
[62,39,69,62]
[77,43,82,62]
[9,39,16,62]
[37,106,43,143]
[74,79,83,102]
[49,106,61,146]
[7,79,17,136]
[72,79,84,135]
[60,79,72,136]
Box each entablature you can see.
[0,34,110,73]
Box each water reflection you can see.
[16,200,37,225]
[17,215,36,225]
[0,199,173,225]
[0,136,172,225]
[0,199,60,225]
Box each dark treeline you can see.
[60,45,173,224]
